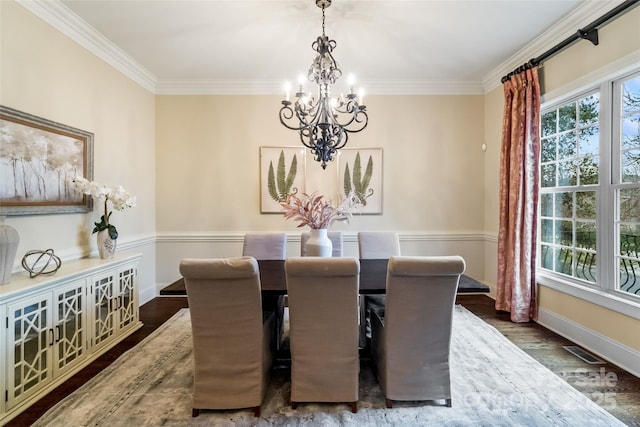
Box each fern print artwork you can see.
[339,148,382,214]
[343,151,374,206]
[268,150,298,202]
[260,147,305,213]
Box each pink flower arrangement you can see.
[281,191,360,229]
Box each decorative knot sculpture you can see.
[21,249,62,278]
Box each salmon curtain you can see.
[496,68,541,323]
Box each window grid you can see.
[539,70,640,301]
[540,91,600,285]
[613,73,640,297]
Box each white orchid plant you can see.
[280,191,361,229]
[70,176,136,239]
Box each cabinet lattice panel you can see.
[55,285,85,372]
[12,299,50,400]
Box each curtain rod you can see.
[500,0,640,83]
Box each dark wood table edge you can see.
[160,260,490,296]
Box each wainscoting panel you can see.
[483,237,498,297]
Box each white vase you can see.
[306,228,332,257]
[0,217,20,285]
[97,230,117,259]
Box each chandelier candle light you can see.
[279,0,368,169]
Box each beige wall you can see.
[539,288,640,349]
[540,6,640,95]
[154,94,487,284]
[482,86,503,294]
[155,94,485,234]
[482,6,640,354]
[0,1,157,302]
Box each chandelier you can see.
[278,0,368,169]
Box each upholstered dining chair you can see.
[285,257,360,413]
[243,232,287,260]
[179,257,275,417]
[300,231,344,257]
[370,255,465,408]
[357,231,401,347]
[243,232,287,350]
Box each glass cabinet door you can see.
[118,267,137,331]
[92,275,115,349]
[53,281,86,377]
[7,294,53,409]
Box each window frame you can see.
[537,66,640,320]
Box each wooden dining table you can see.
[161,258,489,295]
[257,258,387,294]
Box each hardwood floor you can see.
[7,295,639,426]
[457,295,640,426]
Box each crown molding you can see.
[18,0,628,96]
[155,79,486,96]
[482,0,628,93]
[155,80,284,96]
[362,80,485,96]
[16,0,484,96]
[17,0,157,93]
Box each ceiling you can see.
[21,0,627,94]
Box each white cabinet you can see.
[0,253,141,425]
[7,291,54,410]
[6,280,86,411]
[53,281,86,377]
[90,264,138,352]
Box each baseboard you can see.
[537,307,640,378]
[139,285,157,305]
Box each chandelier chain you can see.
[279,0,368,169]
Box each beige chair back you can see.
[285,257,360,411]
[242,232,287,349]
[357,231,401,347]
[357,231,401,258]
[179,257,274,416]
[242,232,287,259]
[300,231,344,257]
[371,255,465,407]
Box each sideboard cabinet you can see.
[0,253,142,425]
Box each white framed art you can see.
[260,146,306,213]
[337,148,382,214]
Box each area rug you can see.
[33,306,625,426]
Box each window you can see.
[539,70,640,304]
[616,74,640,297]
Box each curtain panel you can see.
[496,68,541,323]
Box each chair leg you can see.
[253,406,261,417]
[192,408,200,417]
[446,398,452,407]
[350,401,358,413]
[385,398,393,408]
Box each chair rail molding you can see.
[155,231,490,243]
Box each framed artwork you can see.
[0,106,94,216]
[260,146,306,213]
[337,148,383,214]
